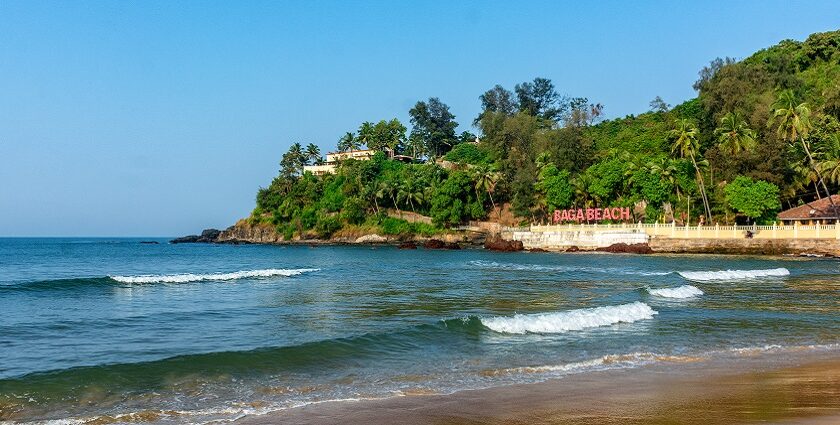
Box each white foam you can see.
[467,260,670,276]
[109,268,319,283]
[677,268,789,281]
[481,302,657,334]
[647,285,703,299]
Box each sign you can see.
[553,207,631,223]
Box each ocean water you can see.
[1,238,839,423]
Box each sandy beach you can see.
[238,353,840,425]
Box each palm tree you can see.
[472,164,500,216]
[377,181,400,216]
[715,112,757,154]
[817,133,840,186]
[669,119,712,222]
[288,142,306,174]
[771,89,835,211]
[305,143,322,165]
[647,157,680,201]
[337,132,359,153]
[397,180,423,213]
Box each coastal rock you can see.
[171,229,221,244]
[483,235,524,252]
[422,239,461,249]
[529,248,547,253]
[596,243,653,254]
[355,234,387,244]
[398,241,418,249]
[566,246,580,252]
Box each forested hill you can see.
[250,30,840,240]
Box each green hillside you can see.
[250,30,840,239]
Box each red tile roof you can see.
[777,195,840,221]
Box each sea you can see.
[1,238,839,423]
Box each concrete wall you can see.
[649,238,840,256]
[506,229,648,249]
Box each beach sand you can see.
[237,354,840,425]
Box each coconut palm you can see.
[376,180,400,216]
[397,179,423,213]
[472,164,500,215]
[337,132,359,153]
[647,157,680,200]
[715,112,757,154]
[771,90,835,212]
[669,119,712,222]
[305,143,322,165]
[817,133,840,186]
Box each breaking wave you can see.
[109,268,319,283]
[647,285,703,299]
[481,302,657,334]
[677,268,789,282]
[467,260,671,276]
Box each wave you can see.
[467,260,671,276]
[647,285,703,299]
[109,268,319,283]
[677,268,789,281]
[481,302,657,334]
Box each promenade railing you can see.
[521,221,840,240]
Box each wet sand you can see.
[238,354,840,425]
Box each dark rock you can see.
[139,241,159,244]
[398,241,418,250]
[595,243,653,254]
[566,246,580,252]
[443,242,461,250]
[529,248,548,253]
[171,229,221,244]
[483,235,524,252]
[423,239,445,249]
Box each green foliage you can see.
[444,143,487,164]
[538,164,573,210]
[724,176,782,223]
[429,171,484,227]
[584,158,625,202]
[315,215,342,238]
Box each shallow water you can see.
[1,238,839,423]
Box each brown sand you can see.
[236,354,840,425]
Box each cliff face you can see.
[217,222,284,244]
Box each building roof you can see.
[777,195,840,221]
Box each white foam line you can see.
[647,285,703,299]
[109,268,319,283]
[677,268,789,281]
[481,302,657,334]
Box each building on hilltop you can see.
[777,195,840,224]
[303,148,415,176]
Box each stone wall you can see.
[506,229,649,250]
[648,237,840,256]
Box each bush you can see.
[341,197,366,225]
[315,215,342,238]
[379,217,440,236]
[724,176,781,224]
[444,143,487,165]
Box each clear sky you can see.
[2,1,839,236]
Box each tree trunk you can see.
[802,139,836,217]
[690,154,713,221]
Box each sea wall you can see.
[648,238,840,256]
[506,229,648,249]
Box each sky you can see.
[2,1,839,236]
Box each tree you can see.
[715,112,757,154]
[649,96,670,113]
[724,176,781,223]
[305,143,322,165]
[771,89,836,211]
[476,85,518,124]
[338,132,359,152]
[537,164,573,212]
[409,97,459,157]
[565,97,604,128]
[280,142,306,178]
[669,119,712,222]
[472,163,500,215]
[817,133,840,185]
[515,77,566,122]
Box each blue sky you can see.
[2,1,839,236]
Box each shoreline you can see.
[237,351,840,425]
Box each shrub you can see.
[444,143,488,165]
[315,215,342,238]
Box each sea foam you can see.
[481,302,657,334]
[677,268,789,281]
[110,268,319,283]
[647,285,703,299]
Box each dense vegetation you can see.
[252,30,840,239]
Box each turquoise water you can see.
[1,238,839,423]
